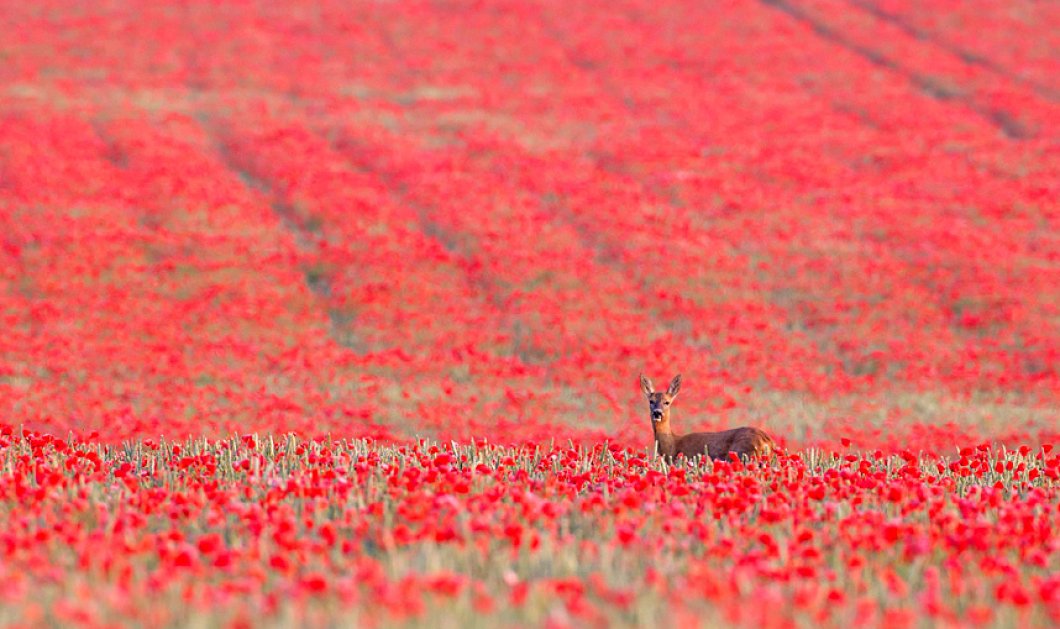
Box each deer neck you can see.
[653,417,678,458]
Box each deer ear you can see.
[639,374,654,398]
[667,374,682,398]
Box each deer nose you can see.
[651,409,663,420]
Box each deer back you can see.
[676,427,774,460]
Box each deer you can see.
[640,373,775,462]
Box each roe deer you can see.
[640,374,774,461]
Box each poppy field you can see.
[0,0,1058,626]
[1,428,1059,627]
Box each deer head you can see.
[640,373,681,427]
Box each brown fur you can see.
[641,374,775,461]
